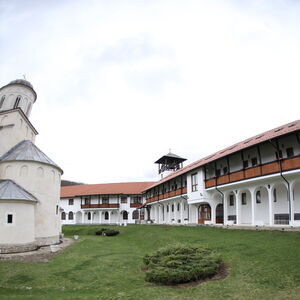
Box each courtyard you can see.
[0,225,299,299]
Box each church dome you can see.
[9,79,33,89]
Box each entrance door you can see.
[198,204,211,224]
[216,204,224,224]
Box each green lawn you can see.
[0,225,300,299]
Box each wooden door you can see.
[198,204,211,224]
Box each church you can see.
[0,79,63,253]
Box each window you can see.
[7,214,13,224]
[132,196,142,204]
[177,203,180,211]
[132,210,139,219]
[68,199,74,205]
[286,147,294,158]
[251,157,258,166]
[241,193,247,205]
[191,173,198,192]
[276,150,283,159]
[84,197,90,205]
[56,205,59,214]
[167,205,169,212]
[104,211,109,220]
[171,204,174,212]
[102,196,109,204]
[256,191,261,203]
[243,160,249,169]
[122,211,128,220]
[61,212,66,220]
[216,169,221,177]
[223,167,228,175]
[14,96,21,108]
[69,211,74,220]
[0,96,5,109]
[87,212,91,220]
[121,196,127,203]
[273,189,277,202]
[229,194,234,206]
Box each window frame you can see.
[191,173,198,192]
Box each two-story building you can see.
[144,120,300,227]
[60,182,154,225]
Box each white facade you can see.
[0,79,63,253]
[145,122,300,228]
[60,194,144,225]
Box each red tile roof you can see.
[61,181,155,198]
[145,119,300,190]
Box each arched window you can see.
[61,212,66,220]
[177,203,180,211]
[14,96,21,108]
[87,212,91,220]
[26,103,32,115]
[105,211,109,220]
[256,191,261,203]
[69,211,73,220]
[171,204,174,212]
[273,189,277,202]
[123,211,128,220]
[132,210,139,219]
[0,96,5,109]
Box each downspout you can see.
[269,139,292,222]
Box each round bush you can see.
[95,228,119,236]
[143,244,222,285]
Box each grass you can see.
[0,225,299,299]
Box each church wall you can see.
[0,161,62,245]
[0,201,35,244]
[0,110,36,157]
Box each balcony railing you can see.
[81,203,120,209]
[130,203,142,208]
[205,155,300,189]
[146,186,187,204]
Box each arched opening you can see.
[104,211,109,220]
[87,212,91,221]
[132,210,139,220]
[216,204,223,224]
[61,212,66,220]
[293,181,300,221]
[273,183,289,224]
[122,211,128,220]
[69,211,74,220]
[254,186,269,225]
[198,204,211,224]
[75,211,82,223]
[239,190,252,224]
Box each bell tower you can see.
[0,79,37,118]
[155,151,187,180]
[0,79,38,157]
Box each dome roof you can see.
[0,140,63,173]
[9,79,33,89]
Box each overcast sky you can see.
[0,0,299,184]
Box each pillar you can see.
[250,189,256,225]
[268,187,273,226]
[224,196,228,225]
[180,201,184,224]
[236,192,241,225]
[82,212,85,224]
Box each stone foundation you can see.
[35,235,60,247]
[0,241,37,254]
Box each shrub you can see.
[143,244,222,285]
[95,228,119,236]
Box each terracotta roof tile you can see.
[145,119,300,190]
[61,181,155,198]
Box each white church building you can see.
[0,79,63,253]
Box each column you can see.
[99,211,102,224]
[211,204,216,224]
[82,212,85,224]
[173,202,177,223]
[236,192,241,225]
[158,205,162,224]
[180,201,184,224]
[290,184,294,224]
[268,188,273,226]
[224,196,228,225]
[250,189,256,226]
[108,211,111,224]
